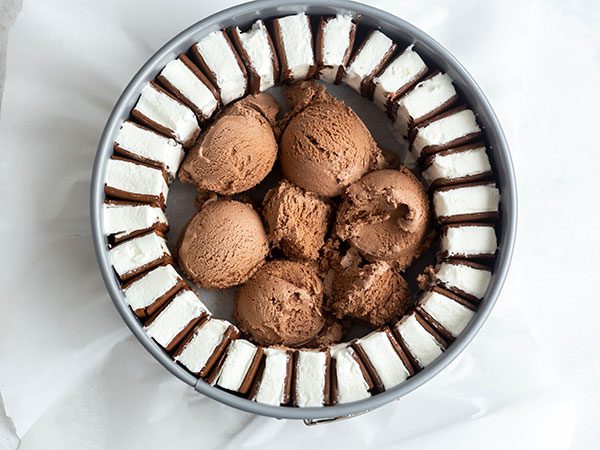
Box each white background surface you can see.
[0,0,598,448]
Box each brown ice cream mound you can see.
[178,199,269,289]
[234,260,326,346]
[279,82,384,197]
[179,93,279,195]
[318,238,363,299]
[329,260,412,328]
[335,168,431,269]
[262,180,332,261]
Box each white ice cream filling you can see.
[175,318,231,374]
[442,225,497,257]
[396,314,443,367]
[144,290,207,347]
[123,264,180,311]
[394,72,456,135]
[134,84,199,144]
[277,14,314,80]
[215,339,258,392]
[422,146,491,184]
[108,232,170,278]
[236,20,275,92]
[195,31,246,105]
[103,202,167,241]
[419,290,474,337]
[319,15,353,82]
[159,59,219,118]
[436,262,492,299]
[295,351,327,407]
[373,45,427,110]
[105,158,168,202]
[254,348,289,406]
[331,344,370,404]
[356,331,409,390]
[433,183,500,219]
[115,121,184,180]
[344,30,394,93]
[412,109,480,158]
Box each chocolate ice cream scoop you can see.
[262,180,332,261]
[179,93,279,195]
[234,260,326,347]
[335,168,431,269]
[279,82,384,197]
[330,260,412,328]
[178,199,269,289]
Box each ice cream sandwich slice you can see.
[103,200,168,244]
[250,348,293,406]
[393,72,457,137]
[330,343,373,405]
[315,15,357,83]
[372,44,428,112]
[144,289,208,351]
[191,30,248,105]
[122,263,185,318]
[441,223,497,259]
[421,143,492,189]
[410,106,481,159]
[344,30,396,96]
[433,181,500,224]
[416,286,476,343]
[272,13,316,82]
[211,339,264,396]
[104,156,169,207]
[114,121,184,180]
[393,311,446,370]
[174,318,240,378]
[108,230,171,281]
[230,20,279,93]
[131,82,200,147]
[293,350,331,407]
[353,327,414,392]
[433,259,492,303]
[156,54,220,121]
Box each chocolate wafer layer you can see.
[108,230,171,281]
[104,156,169,207]
[272,13,316,83]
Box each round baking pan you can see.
[90,0,517,422]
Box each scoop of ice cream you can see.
[178,199,269,289]
[335,168,430,269]
[262,180,332,261]
[318,238,363,299]
[330,260,411,327]
[279,82,384,197]
[234,260,326,346]
[179,93,279,195]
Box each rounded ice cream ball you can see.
[262,180,332,261]
[234,260,326,346]
[335,168,431,269]
[179,93,279,195]
[177,199,269,289]
[279,82,383,197]
[329,260,411,327]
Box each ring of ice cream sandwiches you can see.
[102,13,501,408]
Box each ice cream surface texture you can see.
[179,93,279,195]
[279,82,384,197]
[178,199,269,289]
[335,168,430,269]
[262,180,332,261]
[234,260,326,346]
